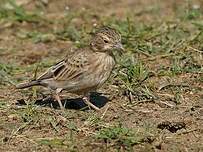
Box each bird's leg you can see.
[54,94,64,110]
[82,95,100,111]
[53,88,64,110]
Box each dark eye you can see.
[104,40,108,43]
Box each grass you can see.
[116,56,155,103]
[0,0,42,22]
[95,122,157,151]
[0,0,202,151]
[0,63,19,85]
[95,124,140,151]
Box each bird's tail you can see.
[16,80,40,89]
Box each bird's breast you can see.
[90,53,115,87]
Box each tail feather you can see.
[16,80,40,89]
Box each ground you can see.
[0,0,202,151]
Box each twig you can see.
[156,100,175,108]
[188,46,203,53]
[101,104,109,119]
[158,83,190,91]
[177,128,201,135]
[157,93,175,98]
[137,50,153,57]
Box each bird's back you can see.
[39,48,115,94]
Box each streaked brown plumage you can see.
[16,26,124,110]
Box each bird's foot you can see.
[82,96,100,111]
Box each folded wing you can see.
[37,50,90,83]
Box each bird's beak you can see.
[113,43,124,56]
[114,43,124,51]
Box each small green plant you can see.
[84,114,103,127]
[118,56,149,87]
[116,55,155,102]
[170,57,183,75]
[95,124,140,151]
[20,104,39,123]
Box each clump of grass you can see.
[95,123,155,151]
[0,63,18,85]
[84,113,103,127]
[95,124,140,150]
[118,56,149,86]
[116,55,155,103]
[0,0,41,22]
[19,104,39,123]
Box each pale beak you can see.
[114,43,124,51]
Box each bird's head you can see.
[90,26,124,54]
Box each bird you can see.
[16,26,124,110]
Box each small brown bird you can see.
[16,26,124,110]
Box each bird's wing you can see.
[54,51,90,81]
[37,59,66,80]
[37,50,90,82]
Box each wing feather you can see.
[37,49,92,86]
[54,52,89,81]
[37,60,65,80]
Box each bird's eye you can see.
[104,40,108,43]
